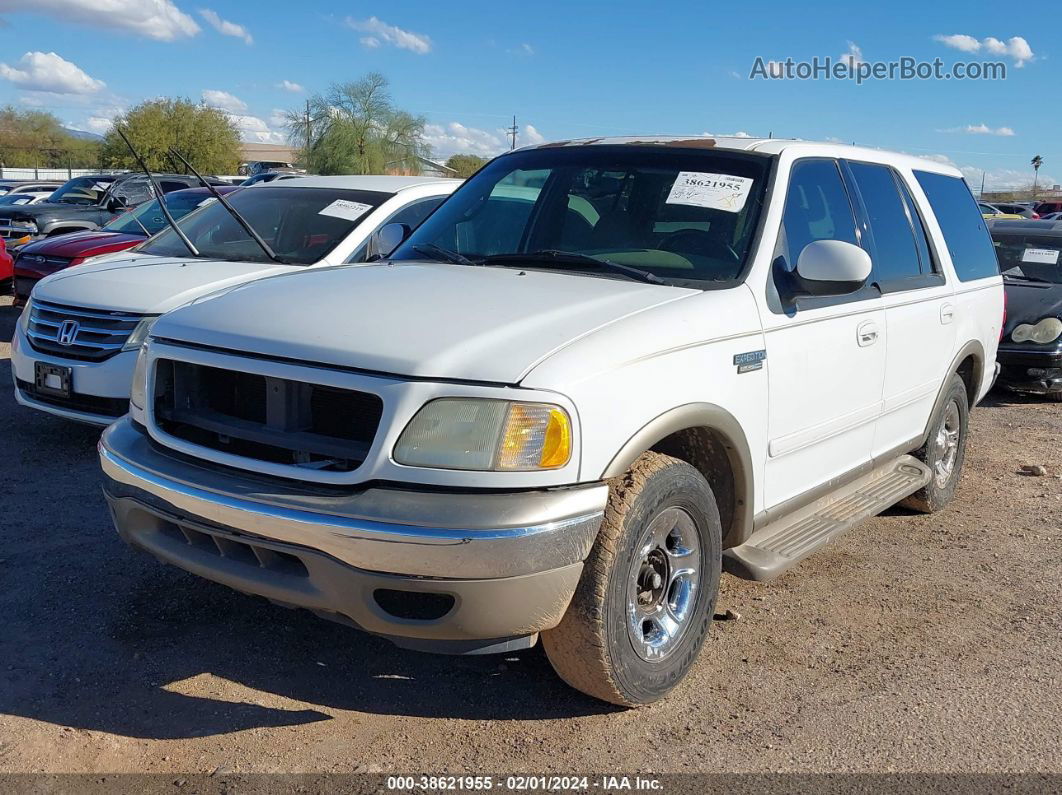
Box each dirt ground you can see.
[1,293,1060,776]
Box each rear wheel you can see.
[542,452,721,706]
[902,374,969,513]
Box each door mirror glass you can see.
[368,222,411,261]
[795,240,872,295]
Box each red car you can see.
[12,185,238,307]
[0,235,12,294]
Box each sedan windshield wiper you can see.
[411,243,481,267]
[481,249,666,285]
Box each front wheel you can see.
[542,452,721,706]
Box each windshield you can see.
[138,186,391,264]
[48,176,116,205]
[391,145,771,287]
[993,233,1062,284]
[104,191,223,236]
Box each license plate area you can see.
[34,362,72,398]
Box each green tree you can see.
[445,154,487,178]
[286,72,429,175]
[100,99,241,174]
[0,106,101,169]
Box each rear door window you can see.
[846,162,927,288]
[914,171,999,281]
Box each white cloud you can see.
[520,43,534,55]
[268,108,289,128]
[839,41,863,67]
[228,113,286,144]
[276,79,303,93]
[201,88,247,113]
[84,115,114,134]
[423,120,548,159]
[959,165,1057,192]
[0,51,104,94]
[933,33,1035,66]
[345,16,431,54]
[937,123,1016,136]
[0,0,199,41]
[523,124,545,145]
[198,8,251,45]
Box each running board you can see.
[723,455,932,582]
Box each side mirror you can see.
[795,240,872,296]
[366,222,411,261]
[105,195,126,214]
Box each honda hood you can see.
[155,262,694,383]
[32,253,296,314]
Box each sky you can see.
[0,0,1056,191]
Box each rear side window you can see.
[847,162,923,284]
[777,159,859,272]
[914,171,999,281]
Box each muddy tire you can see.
[1045,391,1062,403]
[902,374,970,513]
[542,452,721,706]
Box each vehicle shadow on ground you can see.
[0,379,614,740]
[979,387,1056,409]
[0,302,19,340]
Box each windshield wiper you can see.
[114,126,200,258]
[1003,272,1053,284]
[168,147,290,265]
[411,243,481,267]
[481,250,666,285]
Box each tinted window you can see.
[847,162,923,284]
[140,187,389,264]
[387,196,444,229]
[915,171,999,281]
[894,174,935,274]
[777,159,858,272]
[394,147,771,286]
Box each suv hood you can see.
[0,202,95,221]
[33,253,295,314]
[155,262,694,384]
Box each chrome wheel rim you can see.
[626,507,701,662]
[933,400,961,489]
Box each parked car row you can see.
[6,135,1032,706]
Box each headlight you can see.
[394,398,573,471]
[18,297,33,334]
[129,341,151,410]
[1012,317,1062,344]
[121,315,160,351]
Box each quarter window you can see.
[846,162,923,285]
[914,171,999,281]
[777,159,859,272]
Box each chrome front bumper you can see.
[99,419,607,651]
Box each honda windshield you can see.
[391,144,772,288]
[104,191,228,237]
[137,186,392,264]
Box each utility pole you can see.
[979,171,985,197]
[507,115,518,150]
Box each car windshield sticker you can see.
[318,199,373,222]
[665,172,755,213]
[1021,247,1060,265]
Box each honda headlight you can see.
[129,341,151,411]
[121,315,160,351]
[394,398,573,471]
[1012,317,1062,344]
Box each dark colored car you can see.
[1033,200,1062,218]
[11,185,239,307]
[0,172,229,247]
[989,220,1062,400]
[991,202,1040,219]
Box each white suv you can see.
[11,175,460,425]
[96,137,1003,705]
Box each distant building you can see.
[239,142,298,169]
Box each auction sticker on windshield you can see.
[666,172,754,213]
[1022,247,1060,264]
[319,199,374,222]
